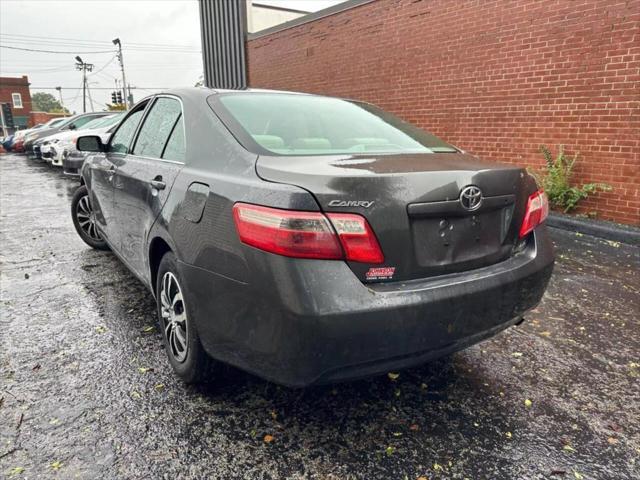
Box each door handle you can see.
[150,177,166,190]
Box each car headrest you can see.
[290,137,332,149]
[252,135,285,150]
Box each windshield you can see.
[44,118,66,128]
[80,114,122,130]
[213,93,457,156]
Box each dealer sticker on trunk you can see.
[365,267,396,281]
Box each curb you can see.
[547,212,640,246]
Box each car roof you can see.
[157,87,314,103]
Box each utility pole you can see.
[75,56,94,113]
[113,38,130,109]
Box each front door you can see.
[111,96,186,279]
[93,106,147,243]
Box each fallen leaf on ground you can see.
[138,367,153,374]
[154,383,165,392]
[387,372,400,381]
[95,326,107,334]
[142,326,155,333]
[433,463,442,471]
[9,467,25,476]
[505,431,512,439]
[563,444,575,453]
[573,471,584,479]
[50,461,63,470]
[540,331,552,337]
[607,437,618,444]
[263,434,274,443]
[512,352,523,358]
[524,399,533,408]
[385,446,395,456]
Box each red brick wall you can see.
[0,76,33,127]
[247,0,640,225]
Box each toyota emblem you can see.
[460,185,482,211]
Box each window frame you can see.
[130,94,186,165]
[106,98,152,156]
[12,93,23,109]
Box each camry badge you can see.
[460,185,482,211]
[328,200,374,208]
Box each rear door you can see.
[111,95,185,278]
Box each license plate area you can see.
[408,195,515,270]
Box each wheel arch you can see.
[149,236,173,293]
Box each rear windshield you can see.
[212,93,457,156]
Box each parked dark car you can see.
[26,112,110,158]
[71,88,554,387]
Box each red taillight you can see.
[519,190,549,238]
[326,213,385,263]
[232,203,384,264]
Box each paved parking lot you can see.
[1,154,638,479]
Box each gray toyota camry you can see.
[71,88,554,387]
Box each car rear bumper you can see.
[180,226,555,387]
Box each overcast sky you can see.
[0,0,342,114]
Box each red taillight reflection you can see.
[519,190,549,238]
[232,203,384,264]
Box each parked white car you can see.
[47,113,123,167]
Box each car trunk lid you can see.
[256,152,534,282]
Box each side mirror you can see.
[69,124,77,130]
[77,135,105,153]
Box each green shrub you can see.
[531,145,612,213]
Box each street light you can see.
[75,55,83,64]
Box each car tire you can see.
[71,185,109,250]
[156,252,216,384]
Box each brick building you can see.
[0,75,33,133]
[247,0,640,225]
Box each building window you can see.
[12,93,23,109]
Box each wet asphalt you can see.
[0,154,638,480]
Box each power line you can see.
[0,45,115,54]
[1,33,201,50]
[29,86,177,90]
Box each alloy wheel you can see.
[160,272,189,363]
[75,194,103,242]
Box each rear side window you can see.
[161,115,185,162]
[133,97,182,159]
[110,110,145,154]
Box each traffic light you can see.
[111,91,117,104]
[116,91,123,104]
[1,103,14,128]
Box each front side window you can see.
[133,97,182,159]
[12,93,23,109]
[110,108,146,154]
[213,93,457,156]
